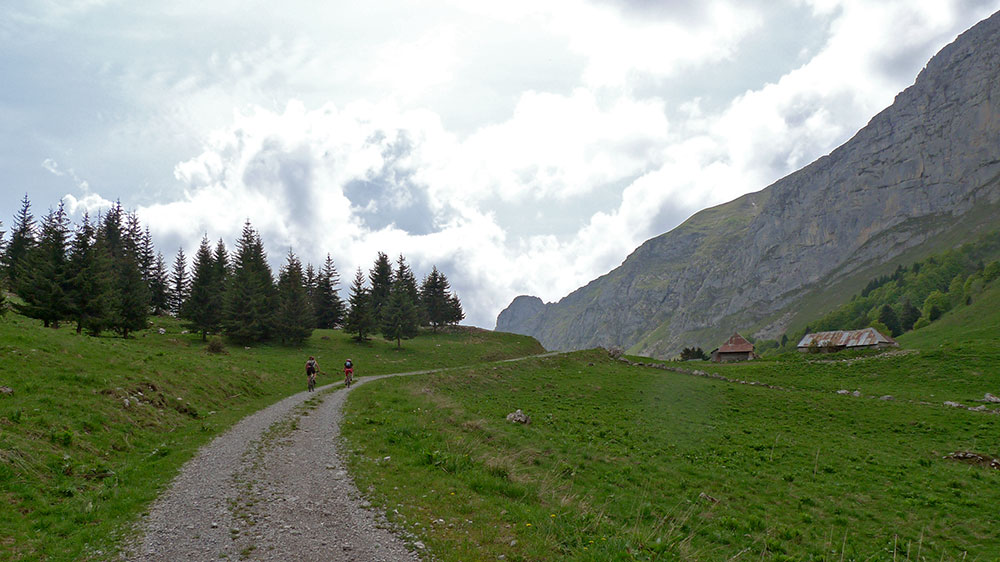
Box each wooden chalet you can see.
[797,327,898,353]
[710,333,756,362]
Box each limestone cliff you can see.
[496,10,1000,357]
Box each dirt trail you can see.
[122,371,431,562]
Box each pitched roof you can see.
[796,327,897,348]
[718,333,754,353]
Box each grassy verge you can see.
[0,315,542,561]
[343,352,999,559]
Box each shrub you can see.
[913,317,931,330]
[206,336,226,354]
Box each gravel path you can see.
[122,371,432,562]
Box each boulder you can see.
[505,409,531,424]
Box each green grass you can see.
[0,315,542,561]
[342,284,1000,560]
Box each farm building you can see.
[797,327,898,353]
[710,333,756,362]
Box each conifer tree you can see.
[138,226,156,284]
[100,203,149,338]
[168,248,189,315]
[368,252,393,326]
[66,213,112,335]
[224,220,276,343]
[381,257,419,348]
[183,236,222,340]
[344,267,373,341]
[446,291,465,325]
[3,194,37,289]
[313,254,345,329]
[148,252,170,315]
[274,249,314,345]
[213,238,231,285]
[212,238,230,313]
[14,201,72,327]
[420,266,464,329]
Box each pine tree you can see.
[274,249,314,345]
[168,248,189,315]
[3,194,37,289]
[14,201,72,327]
[66,213,112,335]
[368,252,393,327]
[446,291,465,325]
[381,257,419,348]
[898,297,921,332]
[313,254,345,329]
[100,203,149,338]
[344,267,373,342]
[183,236,222,340]
[138,225,156,284]
[223,220,276,344]
[148,252,170,315]
[420,266,453,331]
[875,304,901,337]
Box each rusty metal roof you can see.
[718,333,754,353]
[797,327,896,349]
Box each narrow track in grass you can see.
[122,355,557,561]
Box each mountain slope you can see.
[497,10,1000,358]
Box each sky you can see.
[2,0,998,328]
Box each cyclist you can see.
[305,356,319,392]
[344,358,354,387]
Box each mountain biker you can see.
[305,356,319,392]
[344,358,354,387]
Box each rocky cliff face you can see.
[496,11,1000,357]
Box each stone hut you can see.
[797,327,898,353]
[710,333,756,362]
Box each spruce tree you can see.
[420,267,464,329]
[168,248,189,315]
[446,291,465,325]
[138,225,156,284]
[100,203,149,338]
[183,236,222,340]
[148,252,170,315]
[66,213,112,335]
[344,267,373,342]
[313,254,345,329]
[420,266,449,331]
[223,220,276,344]
[381,259,419,348]
[3,194,37,289]
[274,249,314,345]
[368,252,393,326]
[14,201,72,328]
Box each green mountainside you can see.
[497,10,1000,358]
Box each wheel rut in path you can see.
[123,371,433,562]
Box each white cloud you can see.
[5,0,999,330]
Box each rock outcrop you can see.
[496,11,1000,358]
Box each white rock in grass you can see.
[506,409,531,424]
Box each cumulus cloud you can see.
[5,0,998,329]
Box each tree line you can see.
[756,230,1000,354]
[0,194,464,347]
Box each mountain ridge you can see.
[496,10,1000,358]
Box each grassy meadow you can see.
[341,284,1000,560]
[0,314,543,561]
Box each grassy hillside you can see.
[0,314,542,561]
[342,285,1000,559]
